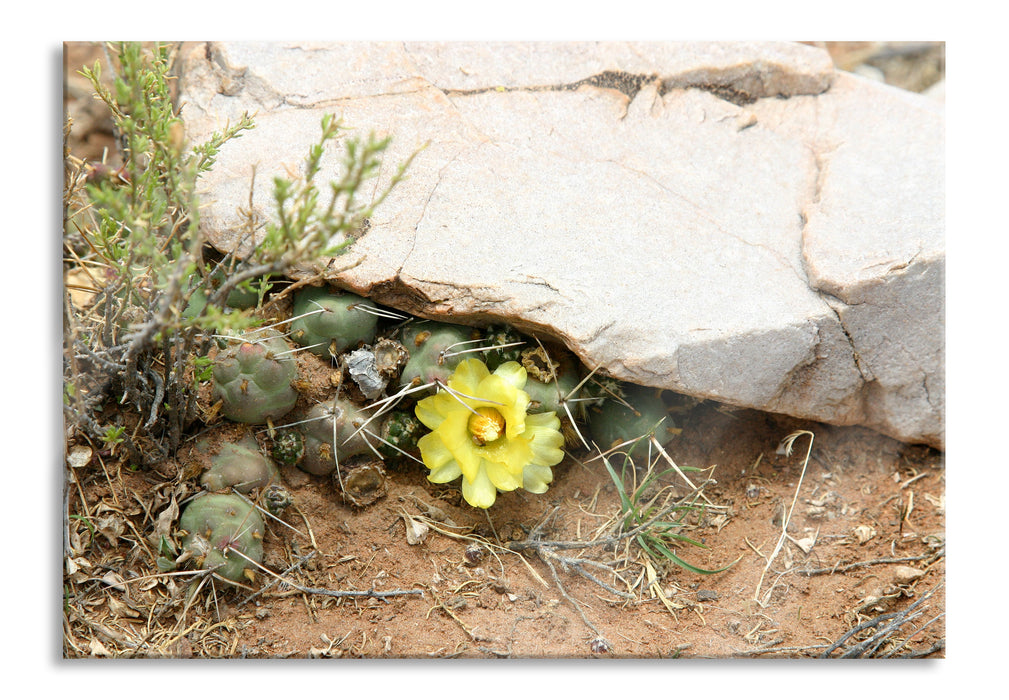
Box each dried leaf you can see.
[88,638,112,658]
[152,497,180,541]
[107,596,141,619]
[96,514,125,546]
[924,493,945,514]
[101,571,127,592]
[66,556,92,582]
[67,444,93,469]
[853,524,876,544]
[787,531,818,554]
[402,514,429,545]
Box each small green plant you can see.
[600,446,731,576]
[102,425,126,450]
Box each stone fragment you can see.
[178,42,944,448]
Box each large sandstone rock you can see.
[177,42,944,449]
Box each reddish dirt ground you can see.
[64,382,944,658]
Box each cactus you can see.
[587,382,674,459]
[199,434,280,494]
[298,398,376,476]
[270,428,305,466]
[520,346,582,416]
[211,330,299,424]
[480,324,525,369]
[218,271,270,310]
[179,493,264,585]
[399,321,480,389]
[263,484,294,515]
[289,286,379,359]
[182,270,270,321]
[376,409,424,458]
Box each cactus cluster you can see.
[179,493,264,585]
[289,286,379,359]
[520,346,582,417]
[192,281,682,520]
[211,330,299,424]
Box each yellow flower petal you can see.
[449,358,490,396]
[415,395,447,430]
[428,459,462,484]
[417,431,454,470]
[436,410,482,480]
[480,432,533,475]
[484,458,523,492]
[493,361,527,390]
[522,464,554,494]
[461,466,498,508]
[525,412,566,467]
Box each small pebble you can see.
[893,565,925,585]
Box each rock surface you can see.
[177,42,944,449]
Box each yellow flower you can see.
[415,358,565,508]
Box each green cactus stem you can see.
[521,346,582,415]
[289,287,379,359]
[181,270,271,321]
[179,493,265,585]
[399,321,480,389]
[588,382,675,459]
[199,434,280,494]
[211,330,299,424]
[299,398,376,476]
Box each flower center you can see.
[468,407,506,446]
